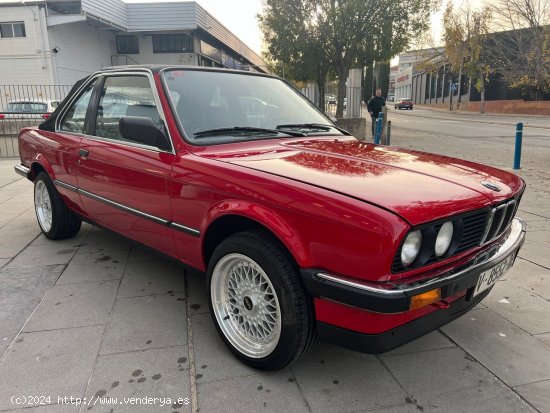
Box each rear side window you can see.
[60,81,96,133]
[94,75,160,143]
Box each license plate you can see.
[473,251,517,297]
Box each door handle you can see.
[78,149,89,159]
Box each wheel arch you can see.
[202,211,309,269]
[30,155,55,181]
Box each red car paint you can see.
[17,68,525,344]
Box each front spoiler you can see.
[301,217,526,313]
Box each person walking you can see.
[367,89,386,137]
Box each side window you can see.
[60,81,96,133]
[94,76,160,143]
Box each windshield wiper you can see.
[193,126,305,138]
[276,123,351,135]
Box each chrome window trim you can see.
[55,73,101,134]
[52,179,201,238]
[316,217,525,296]
[55,69,177,155]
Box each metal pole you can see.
[386,120,391,145]
[449,80,453,111]
[513,122,523,170]
[374,112,383,144]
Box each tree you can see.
[260,0,436,117]
[443,2,492,113]
[259,0,332,105]
[487,0,550,100]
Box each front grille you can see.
[480,199,519,245]
[456,210,488,253]
[391,194,521,273]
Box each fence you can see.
[0,84,72,158]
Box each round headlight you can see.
[435,221,454,257]
[401,230,422,266]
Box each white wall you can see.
[0,5,53,84]
[48,21,115,85]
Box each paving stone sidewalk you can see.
[0,137,549,412]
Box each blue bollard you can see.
[513,122,523,170]
[374,112,384,144]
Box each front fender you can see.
[202,199,311,266]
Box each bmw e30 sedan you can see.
[15,66,525,370]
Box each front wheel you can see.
[34,172,82,239]
[207,230,316,370]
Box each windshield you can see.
[5,102,48,113]
[163,69,340,145]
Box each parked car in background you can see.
[15,66,525,371]
[0,99,60,120]
[394,98,413,110]
[325,94,337,105]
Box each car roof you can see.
[99,64,276,79]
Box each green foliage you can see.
[259,0,436,115]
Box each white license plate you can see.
[473,251,517,297]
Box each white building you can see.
[397,48,442,73]
[394,66,412,100]
[0,0,267,87]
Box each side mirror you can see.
[329,116,338,123]
[119,116,171,151]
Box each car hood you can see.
[197,137,524,225]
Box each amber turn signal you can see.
[410,288,442,310]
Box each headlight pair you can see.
[400,221,454,267]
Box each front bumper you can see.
[317,288,491,354]
[302,217,525,353]
[302,217,525,314]
[14,163,31,179]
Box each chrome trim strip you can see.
[169,222,201,237]
[315,272,406,296]
[77,188,169,226]
[480,208,495,244]
[14,164,30,178]
[495,200,515,235]
[53,179,78,192]
[53,180,201,237]
[316,217,525,296]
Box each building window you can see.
[116,35,139,54]
[152,34,193,53]
[0,22,26,38]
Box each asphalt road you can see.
[388,107,550,144]
[379,107,550,173]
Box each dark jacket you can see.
[367,95,386,118]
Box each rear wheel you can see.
[207,230,316,370]
[34,172,81,239]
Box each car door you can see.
[44,78,97,213]
[76,73,176,254]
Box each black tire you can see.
[206,230,317,370]
[34,172,82,240]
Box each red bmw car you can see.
[15,66,525,370]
